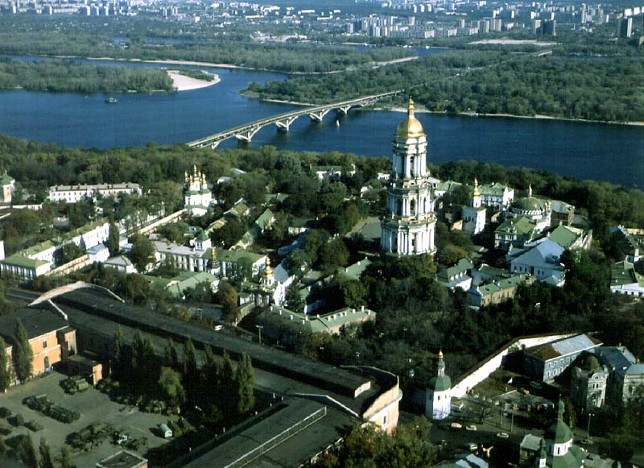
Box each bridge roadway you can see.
[186,90,401,149]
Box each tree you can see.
[112,326,125,380]
[182,338,197,379]
[60,445,73,468]
[39,438,54,468]
[53,243,84,267]
[67,199,95,228]
[217,281,240,324]
[0,336,12,392]
[335,275,368,309]
[131,330,157,392]
[219,351,236,418]
[285,249,311,277]
[128,233,155,272]
[15,435,39,468]
[319,238,349,273]
[236,353,255,415]
[164,338,179,369]
[158,367,186,406]
[106,222,120,256]
[121,273,149,305]
[13,319,33,383]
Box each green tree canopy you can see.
[13,319,33,382]
[235,353,255,415]
[158,366,186,406]
[0,336,12,391]
[128,233,155,272]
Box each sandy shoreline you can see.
[382,107,644,126]
[167,70,221,91]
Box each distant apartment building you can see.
[48,183,142,203]
[617,16,633,38]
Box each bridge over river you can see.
[187,91,402,149]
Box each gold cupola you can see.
[396,97,425,139]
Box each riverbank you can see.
[250,98,644,127]
[167,70,220,91]
[379,106,644,127]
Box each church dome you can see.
[428,350,451,391]
[396,97,425,139]
[512,197,545,211]
[428,374,451,392]
[511,186,546,213]
[545,400,573,444]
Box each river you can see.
[0,61,641,188]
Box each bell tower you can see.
[381,97,436,255]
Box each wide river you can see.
[0,62,642,188]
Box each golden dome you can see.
[396,97,425,139]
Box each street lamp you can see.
[256,325,263,345]
[587,412,593,438]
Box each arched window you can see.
[397,199,403,216]
[410,199,416,216]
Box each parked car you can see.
[465,425,478,431]
[496,432,509,439]
[468,442,478,451]
[450,422,463,430]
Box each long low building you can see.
[28,284,402,465]
[48,183,142,203]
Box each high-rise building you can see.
[617,16,633,37]
[381,98,436,255]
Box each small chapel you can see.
[426,350,452,420]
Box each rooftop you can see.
[527,334,602,361]
[52,288,374,400]
[0,307,69,345]
[96,450,147,468]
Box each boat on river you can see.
[105,97,118,104]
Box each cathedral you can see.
[183,165,213,217]
[380,98,437,255]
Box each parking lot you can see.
[0,373,176,466]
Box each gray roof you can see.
[595,346,637,376]
[552,334,598,356]
[53,289,374,400]
[0,308,68,345]
[513,238,564,264]
[183,398,353,468]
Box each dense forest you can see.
[0,58,174,93]
[250,51,644,122]
[0,18,412,74]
